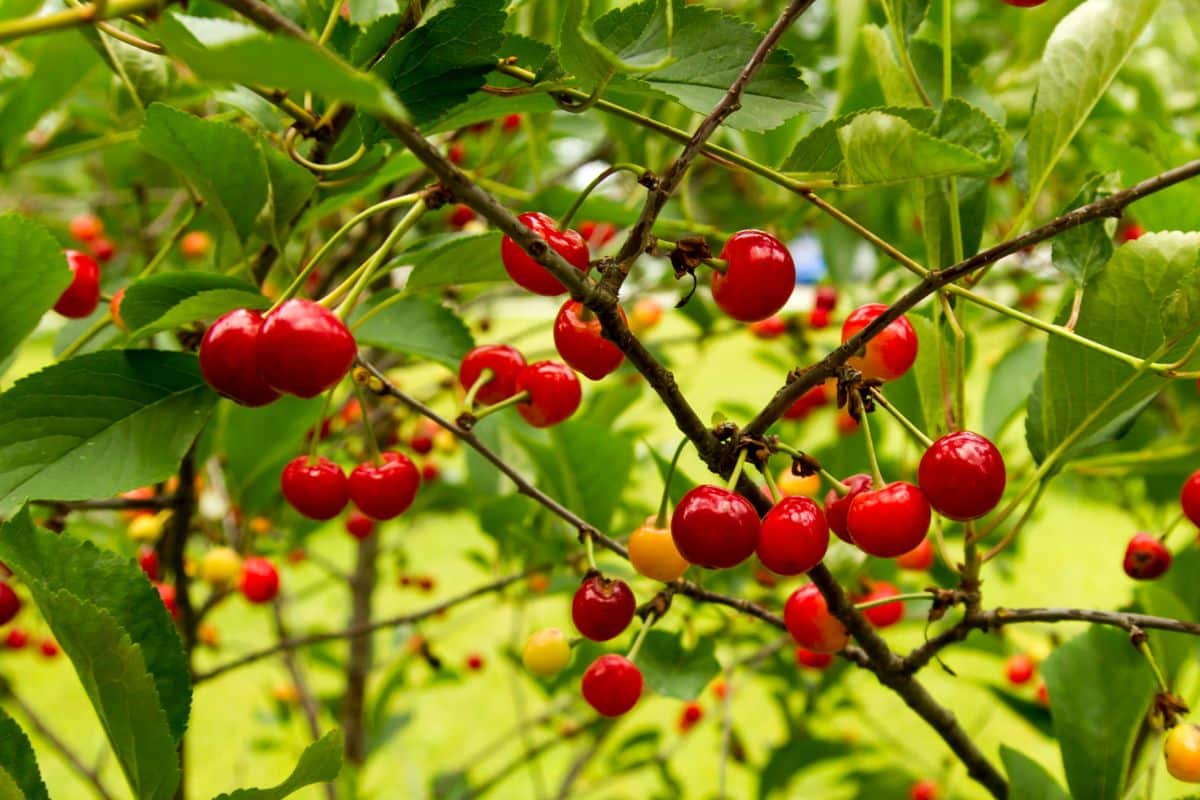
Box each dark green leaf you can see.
[1000,746,1070,800]
[219,395,325,515]
[0,32,98,166]
[637,630,720,700]
[398,232,507,290]
[758,737,851,799]
[1051,175,1114,287]
[350,291,474,368]
[548,421,636,532]
[348,0,398,25]
[0,214,72,365]
[983,339,1044,440]
[260,145,318,250]
[121,272,267,340]
[0,706,49,800]
[888,0,929,39]
[212,730,342,799]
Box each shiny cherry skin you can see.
[572,574,636,642]
[841,303,918,381]
[458,344,527,406]
[795,647,833,670]
[345,510,375,540]
[910,779,940,800]
[1165,724,1200,782]
[895,537,934,571]
[349,451,420,520]
[846,482,931,558]
[784,583,849,653]
[1006,653,1035,685]
[749,315,787,339]
[200,308,282,407]
[782,382,829,420]
[711,230,795,323]
[257,299,357,398]
[155,582,179,619]
[69,213,104,242]
[239,557,280,604]
[1001,0,1046,6]
[856,581,904,628]
[137,546,161,581]
[0,583,20,626]
[823,473,874,544]
[581,654,643,717]
[1123,533,1172,580]
[1181,469,1200,527]
[671,485,760,569]
[54,250,101,318]
[515,361,581,427]
[280,456,349,520]
[918,432,1006,521]
[756,496,829,576]
[553,300,626,380]
[628,520,689,582]
[501,212,590,296]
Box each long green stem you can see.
[858,406,885,487]
[559,162,646,228]
[462,368,494,412]
[470,390,530,422]
[626,613,655,662]
[1136,639,1171,694]
[584,532,597,572]
[760,464,781,503]
[352,379,382,465]
[724,448,749,491]
[307,387,338,462]
[656,437,690,528]
[58,313,113,361]
[0,0,161,43]
[868,388,934,448]
[334,199,427,319]
[881,0,932,107]
[853,591,933,612]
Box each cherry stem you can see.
[724,448,749,491]
[626,612,656,663]
[650,238,728,273]
[331,198,428,319]
[852,592,933,612]
[655,436,690,529]
[559,162,648,229]
[462,368,495,412]
[759,464,781,504]
[352,378,383,465]
[867,388,934,449]
[1160,510,1188,546]
[583,531,597,572]
[470,390,530,423]
[307,386,338,463]
[1136,637,1171,695]
[858,402,886,488]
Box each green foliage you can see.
[0,32,97,165]
[351,291,474,367]
[0,215,72,365]
[1000,746,1070,800]
[211,730,343,799]
[120,272,267,340]
[0,707,49,800]
[636,630,721,701]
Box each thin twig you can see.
[8,692,117,800]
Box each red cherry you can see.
[1123,532,1171,580]
[458,345,527,406]
[756,496,829,576]
[345,510,375,540]
[1001,0,1045,5]
[281,456,349,520]
[137,546,161,581]
[846,482,931,558]
[515,361,581,427]
[4,627,28,649]
[553,300,626,380]
[1118,221,1144,243]
[895,537,934,571]
[68,213,104,242]
[421,462,440,482]
[581,654,643,717]
[154,582,179,619]
[579,220,617,247]
[795,647,833,670]
[39,639,59,658]
[448,204,476,229]
[918,432,1006,521]
[749,315,787,339]
[784,584,849,654]
[239,557,280,604]
[257,299,357,398]
[54,250,101,318]
[200,309,282,407]
[502,114,522,132]
[410,433,434,455]
[823,474,874,544]
[910,778,940,800]
[572,574,636,642]
[841,303,918,381]
[782,382,829,420]
[90,237,116,263]
[465,653,485,671]
[1181,469,1200,527]
[501,212,590,296]
[448,142,466,165]
[677,701,704,732]
[814,285,838,311]
[1005,653,1035,685]
[671,485,760,569]
[856,581,904,628]
[711,230,795,323]
[416,575,435,592]
[809,307,831,329]
[0,583,20,626]
[349,452,420,520]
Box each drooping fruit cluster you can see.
[784,583,849,654]
[457,344,582,428]
[500,211,590,295]
[281,450,420,523]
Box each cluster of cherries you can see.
[457,343,581,427]
[1120,469,1200,582]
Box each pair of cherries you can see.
[1121,468,1200,580]
[457,344,581,427]
[789,581,907,663]
[199,299,357,407]
[281,451,420,523]
[566,574,645,717]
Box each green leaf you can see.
[758,737,852,800]
[84,26,171,108]
[559,0,615,88]
[0,32,98,166]
[1024,0,1162,206]
[1050,175,1114,287]
[887,0,929,39]
[212,730,342,799]
[637,630,720,700]
[121,272,267,340]
[1000,746,1070,800]
[1041,625,1155,800]
[348,0,398,25]
[0,350,217,513]
[0,215,72,365]
[0,706,49,800]
[154,12,403,117]
[550,422,636,533]
[219,396,325,515]
[400,232,507,290]
[862,23,922,107]
[139,104,269,243]
[260,145,318,250]
[0,509,184,800]
[983,339,1044,440]
[350,292,474,368]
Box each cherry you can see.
[749,315,787,339]
[836,407,860,435]
[1005,653,1035,685]
[501,211,590,296]
[110,287,127,331]
[90,237,116,263]
[895,537,934,571]
[553,300,626,380]
[5,627,28,649]
[200,547,241,586]
[814,285,838,311]
[846,482,931,558]
[711,230,795,323]
[459,345,527,406]
[710,679,728,700]
[239,557,280,604]
[515,361,581,427]
[630,297,663,333]
[795,647,833,670]
[841,303,918,381]
[180,230,212,260]
[155,582,179,619]
[410,432,434,455]
[628,519,689,582]
[1001,0,1047,6]
[200,309,282,407]
[572,574,636,642]
[502,113,522,132]
[918,432,1006,521]
[134,546,159,581]
[465,653,485,671]
[349,451,420,520]
[677,701,703,732]
[257,299,357,398]
[782,382,829,420]
[910,779,940,800]
[421,462,440,482]
[1036,682,1049,706]
[345,510,375,539]
[809,307,831,329]
[823,473,874,544]
[281,456,349,520]
[54,250,101,319]
[1165,724,1200,782]
[784,583,849,654]
[68,212,103,242]
[581,654,643,717]
[39,639,59,658]
[856,581,904,628]
[1181,469,1200,527]
[777,468,820,498]
[671,485,760,569]
[0,583,20,626]
[522,628,571,677]
[757,496,829,576]
[448,204,476,229]
[448,141,466,165]
[1123,533,1171,580]
[578,220,617,247]
[1118,221,1145,243]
